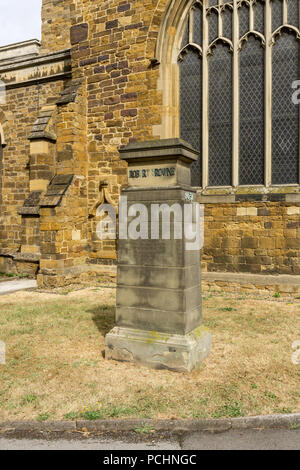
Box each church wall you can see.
[0,0,299,286]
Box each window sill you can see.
[195,185,300,203]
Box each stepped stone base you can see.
[105,326,212,372]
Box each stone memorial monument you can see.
[105,139,211,372]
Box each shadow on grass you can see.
[88,304,116,337]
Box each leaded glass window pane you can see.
[240,37,265,185]
[272,33,299,184]
[254,1,265,34]
[209,45,232,186]
[181,17,189,48]
[179,1,300,188]
[272,0,283,32]
[222,6,232,40]
[193,4,202,45]
[239,4,250,37]
[288,0,299,28]
[180,51,202,185]
[209,10,219,44]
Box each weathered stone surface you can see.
[28,110,56,142]
[56,79,82,105]
[118,238,200,267]
[70,24,89,45]
[105,139,208,371]
[117,264,201,289]
[105,326,211,372]
[40,175,74,207]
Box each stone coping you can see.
[120,138,199,164]
[0,49,70,73]
[40,174,74,207]
[0,264,298,288]
[56,78,82,105]
[120,138,198,153]
[0,39,41,53]
[0,40,41,65]
[198,192,300,203]
[0,252,40,263]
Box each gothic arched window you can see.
[179,0,300,188]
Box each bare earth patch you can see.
[0,287,299,422]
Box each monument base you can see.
[105,326,212,372]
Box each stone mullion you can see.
[233,0,239,187]
[202,3,209,188]
[283,0,288,24]
[189,9,194,43]
[249,0,254,31]
[218,1,223,37]
[265,0,272,187]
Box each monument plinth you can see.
[105,139,211,372]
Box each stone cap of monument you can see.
[120,139,199,188]
[119,138,199,164]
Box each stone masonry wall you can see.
[0,0,299,284]
[0,80,65,254]
[41,0,72,53]
[65,0,299,276]
[38,175,88,287]
[203,201,300,275]
[69,0,166,260]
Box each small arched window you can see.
[179,0,300,188]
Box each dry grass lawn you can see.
[0,286,299,422]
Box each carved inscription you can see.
[129,167,176,179]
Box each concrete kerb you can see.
[0,414,299,438]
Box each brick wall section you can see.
[203,202,300,275]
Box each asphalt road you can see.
[0,437,180,450]
[0,428,299,450]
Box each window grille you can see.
[272,0,283,33]
[179,0,300,187]
[209,45,233,186]
[180,51,203,185]
[288,0,299,28]
[272,33,299,184]
[240,36,265,185]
